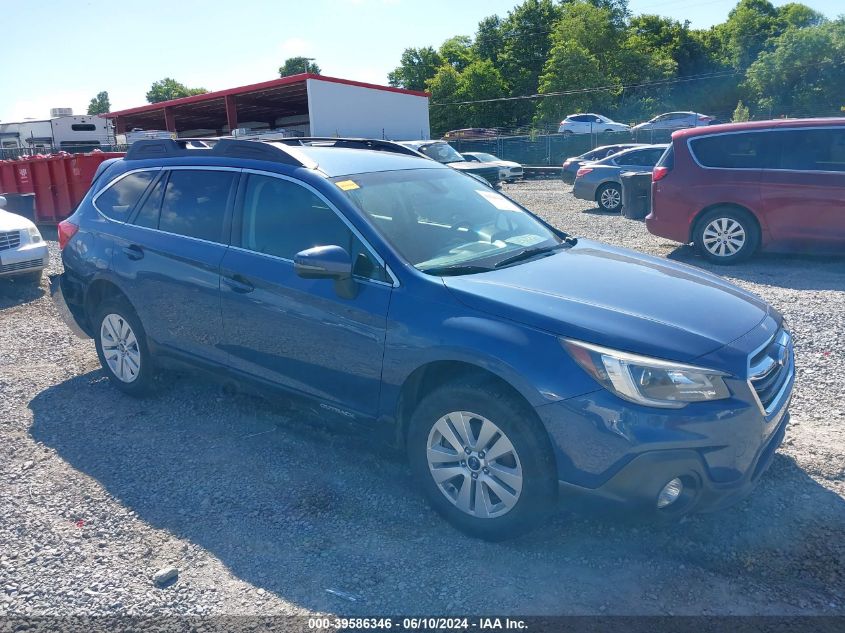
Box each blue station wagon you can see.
[52,138,794,540]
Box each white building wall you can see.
[306,78,430,140]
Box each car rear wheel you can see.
[93,299,155,396]
[407,378,557,540]
[694,207,759,264]
[596,183,622,212]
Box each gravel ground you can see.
[1,181,843,617]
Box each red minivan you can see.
[646,118,845,263]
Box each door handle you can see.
[222,274,254,294]
[122,244,144,260]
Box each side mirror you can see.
[294,245,357,299]
[0,196,6,209]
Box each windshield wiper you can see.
[422,264,492,276]
[493,242,568,269]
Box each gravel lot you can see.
[1,180,843,617]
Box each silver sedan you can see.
[572,144,668,212]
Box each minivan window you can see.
[238,174,389,282]
[95,171,156,221]
[775,128,845,172]
[159,170,236,242]
[689,132,771,169]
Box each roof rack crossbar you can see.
[273,137,420,157]
[124,138,305,166]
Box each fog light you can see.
[657,478,684,508]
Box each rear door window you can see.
[159,169,237,242]
[774,128,845,172]
[95,170,156,221]
[689,133,771,169]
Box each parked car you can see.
[0,196,48,284]
[561,144,645,184]
[558,114,630,135]
[633,112,717,133]
[462,152,524,182]
[53,137,793,540]
[398,140,500,187]
[573,144,668,211]
[647,118,845,263]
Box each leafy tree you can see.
[744,19,845,117]
[388,47,442,91]
[474,15,505,65]
[439,36,475,72]
[777,3,826,30]
[719,0,780,68]
[278,57,321,77]
[87,91,111,115]
[457,60,508,127]
[426,66,464,135]
[732,100,751,121]
[145,78,208,104]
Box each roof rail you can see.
[124,138,305,166]
[273,137,421,157]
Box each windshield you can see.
[418,142,465,164]
[474,153,498,162]
[333,169,562,274]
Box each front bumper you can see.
[0,241,48,277]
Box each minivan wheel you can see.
[93,299,155,396]
[694,207,759,264]
[596,183,622,212]
[407,379,557,541]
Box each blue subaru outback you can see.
[52,138,794,540]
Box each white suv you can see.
[558,114,630,134]
[0,197,48,284]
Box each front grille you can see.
[0,258,42,273]
[748,329,793,416]
[0,230,21,252]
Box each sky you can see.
[1,0,841,122]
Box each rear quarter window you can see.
[94,171,156,221]
[689,132,771,169]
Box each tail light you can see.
[57,219,79,250]
[576,167,593,178]
[652,166,670,182]
[563,159,573,168]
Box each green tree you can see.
[87,91,111,115]
[426,65,464,136]
[777,3,826,30]
[474,15,505,65]
[719,0,780,68]
[145,78,208,104]
[388,47,442,91]
[457,60,508,127]
[732,100,751,121]
[278,57,321,77]
[744,19,845,117]
[439,36,475,72]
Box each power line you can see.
[430,69,742,107]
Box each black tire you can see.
[407,378,558,541]
[596,183,622,212]
[93,298,155,396]
[693,207,759,264]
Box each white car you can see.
[558,113,630,135]
[0,196,49,284]
[632,111,717,132]
[461,152,524,182]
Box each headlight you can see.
[26,226,43,244]
[562,338,730,408]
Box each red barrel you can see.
[47,154,75,220]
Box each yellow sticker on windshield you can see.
[335,180,360,191]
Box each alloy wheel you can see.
[100,313,141,383]
[600,187,621,210]
[426,411,523,519]
[702,217,746,257]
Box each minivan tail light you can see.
[652,166,669,182]
[576,167,593,178]
[57,220,79,250]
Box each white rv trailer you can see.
[0,113,114,156]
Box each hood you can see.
[0,209,36,231]
[442,240,771,363]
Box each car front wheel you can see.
[694,207,759,264]
[93,299,155,396]
[407,378,557,540]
